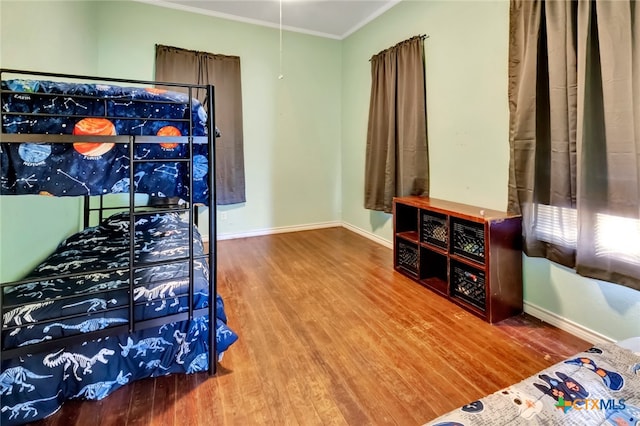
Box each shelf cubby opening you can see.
[421,210,448,249]
[451,218,485,263]
[419,248,448,295]
[450,259,486,311]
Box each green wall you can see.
[92,1,342,236]
[1,0,638,341]
[0,0,342,280]
[341,0,510,238]
[0,0,98,281]
[341,0,640,341]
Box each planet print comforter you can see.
[0,79,214,203]
[0,212,238,425]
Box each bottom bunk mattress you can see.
[425,340,640,426]
[0,211,238,425]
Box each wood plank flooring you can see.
[28,227,590,426]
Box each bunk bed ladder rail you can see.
[187,87,195,346]
[128,136,136,334]
[207,84,217,375]
[122,84,217,375]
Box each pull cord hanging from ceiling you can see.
[279,0,284,80]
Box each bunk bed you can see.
[0,69,238,425]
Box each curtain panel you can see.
[155,44,246,205]
[508,0,640,290]
[364,36,429,213]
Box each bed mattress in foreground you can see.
[425,340,640,426]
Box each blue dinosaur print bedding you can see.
[0,79,214,203]
[0,212,238,425]
[424,343,640,426]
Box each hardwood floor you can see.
[29,227,589,426]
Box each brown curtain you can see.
[509,0,640,290]
[155,44,246,205]
[364,36,429,213]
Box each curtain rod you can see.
[369,35,429,61]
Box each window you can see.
[533,204,577,249]
[534,203,640,269]
[509,1,640,288]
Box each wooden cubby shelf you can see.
[393,196,523,323]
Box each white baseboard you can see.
[203,221,392,247]
[340,222,393,249]
[523,301,614,344]
[205,221,342,242]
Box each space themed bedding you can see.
[424,341,640,426]
[0,79,213,203]
[0,212,238,425]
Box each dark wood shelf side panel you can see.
[486,216,524,323]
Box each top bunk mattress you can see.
[0,78,214,203]
[1,79,208,136]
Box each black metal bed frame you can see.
[0,68,218,375]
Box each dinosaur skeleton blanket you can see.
[425,342,640,426]
[1,212,238,425]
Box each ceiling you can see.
[137,0,401,39]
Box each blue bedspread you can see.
[0,212,238,425]
[1,79,213,203]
